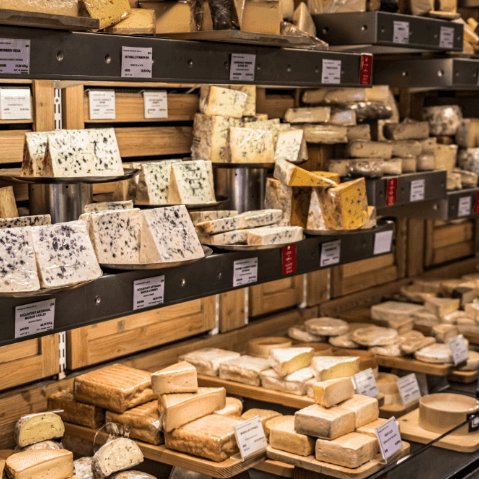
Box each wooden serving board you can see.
[65,423,265,479]
[398,409,479,453]
[254,460,294,478]
[375,356,452,376]
[448,369,478,383]
[379,401,419,419]
[266,443,410,479]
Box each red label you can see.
[475,191,479,213]
[386,178,397,206]
[360,54,373,85]
[282,244,297,275]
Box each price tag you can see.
[353,368,379,398]
[234,258,258,287]
[375,418,403,461]
[320,240,341,267]
[133,275,165,311]
[0,38,30,74]
[0,88,31,120]
[468,412,479,433]
[386,178,397,206]
[393,21,409,44]
[410,179,425,202]
[230,54,256,82]
[397,373,421,406]
[374,230,393,255]
[282,244,296,275]
[439,26,455,49]
[89,91,115,120]
[122,46,152,78]
[234,416,267,460]
[475,191,479,213]
[458,196,472,217]
[359,54,372,85]
[15,299,55,338]
[448,334,469,366]
[144,91,167,119]
[322,59,341,84]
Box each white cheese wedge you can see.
[288,325,325,343]
[270,417,315,456]
[15,413,64,448]
[425,297,460,319]
[340,395,379,428]
[247,226,303,246]
[311,357,360,381]
[0,215,51,229]
[431,324,459,343]
[261,367,315,396]
[313,377,355,408]
[200,86,247,118]
[304,318,349,336]
[152,361,198,395]
[219,355,271,386]
[214,397,243,417]
[84,201,133,214]
[269,348,313,376]
[189,210,238,226]
[229,127,275,163]
[6,450,73,479]
[92,438,143,479]
[284,107,331,123]
[179,348,240,376]
[295,404,355,439]
[274,129,304,163]
[346,141,393,159]
[87,129,124,176]
[240,209,283,228]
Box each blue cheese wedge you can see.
[239,209,283,228]
[265,178,293,226]
[0,215,51,229]
[247,226,303,245]
[307,189,327,231]
[87,129,123,176]
[21,132,60,177]
[199,86,247,118]
[274,130,304,163]
[136,160,180,205]
[229,127,275,163]
[0,227,40,292]
[198,229,249,245]
[189,210,238,226]
[31,221,102,287]
[168,161,216,204]
[89,209,141,264]
[83,201,133,214]
[140,206,204,263]
[196,215,242,235]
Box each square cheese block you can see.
[84,201,133,214]
[105,401,163,445]
[219,355,271,386]
[189,210,238,226]
[6,449,73,479]
[314,377,355,408]
[106,8,156,34]
[435,144,457,171]
[274,159,339,187]
[303,125,348,144]
[454,168,478,188]
[269,347,313,376]
[265,178,293,226]
[247,226,303,246]
[73,364,154,413]
[140,206,204,263]
[270,417,315,456]
[146,1,195,33]
[265,416,293,439]
[92,438,143,479]
[47,390,104,429]
[229,127,275,163]
[32,221,102,288]
[316,432,378,468]
[165,414,242,462]
[346,141,393,159]
[179,348,240,376]
[152,361,198,395]
[82,0,130,30]
[198,229,249,245]
[293,3,316,36]
[241,409,282,430]
[390,140,422,158]
[340,394,379,428]
[159,387,226,432]
[311,357,360,381]
[425,297,460,318]
[242,0,281,34]
[214,397,243,417]
[384,121,430,140]
[200,86,247,118]
[135,161,180,205]
[295,404,355,439]
[0,0,78,15]
[261,367,315,396]
[87,129,124,176]
[15,413,64,448]
[21,131,59,177]
[274,130,305,163]
[284,107,331,124]
[167,161,215,205]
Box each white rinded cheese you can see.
[214,397,243,416]
[269,348,313,376]
[369,344,403,357]
[6,449,73,479]
[422,105,463,136]
[200,86,247,118]
[151,361,198,395]
[329,333,359,349]
[179,348,240,376]
[261,367,315,396]
[229,127,275,163]
[219,355,271,386]
[135,161,180,205]
[351,327,398,347]
[246,226,303,246]
[303,125,348,144]
[274,129,304,163]
[371,301,424,321]
[87,129,124,176]
[92,438,143,479]
[83,201,133,214]
[288,325,325,343]
[270,417,315,456]
[168,161,216,205]
[346,141,393,159]
[21,131,60,177]
[414,343,453,364]
[340,395,379,428]
[284,107,331,124]
[311,357,360,381]
[198,229,249,245]
[189,210,238,226]
[15,413,64,448]
[0,214,51,229]
[384,121,430,140]
[304,318,349,336]
[390,140,422,157]
[313,377,355,408]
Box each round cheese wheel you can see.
[304,318,349,337]
[249,337,292,359]
[214,397,243,417]
[288,325,325,343]
[459,350,479,371]
[443,311,471,324]
[351,327,399,347]
[432,324,459,343]
[414,343,453,364]
[400,336,436,355]
[376,373,399,395]
[399,330,424,341]
[329,333,359,349]
[370,343,403,357]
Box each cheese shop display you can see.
[92,438,143,478]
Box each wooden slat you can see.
[341,254,395,278]
[256,88,294,119]
[0,130,28,164]
[433,241,474,265]
[306,270,330,307]
[219,289,246,333]
[433,222,474,249]
[407,219,425,276]
[62,85,85,130]
[33,80,55,132]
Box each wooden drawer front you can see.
[0,130,30,164]
[0,335,59,391]
[219,289,247,333]
[256,88,295,119]
[67,296,216,369]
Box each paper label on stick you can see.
[397,373,421,406]
[89,90,115,120]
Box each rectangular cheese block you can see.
[274,159,339,187]
[145,1,195,33]
[247,226,303,246]
[356,418,390,437]
[106,8,156,34]
[159,387,226,432]
[329,109,357,126]
[87,129,124,176]
[390,140,422,157]
[73,364,154,413]
[140,206,204,263]
[270,417,314,457]
[165,414,241,462]
[421,137,438,154]
[92,438,142,479]
[303,125,348,144]
[219,355,271,386]
[112,161,142,202]
[417,153,436,171]
[242,1,281,34]
[425,297,460,318]
[198,229,249,245]
[295,404,355,439]
[346,159,386,178]
[381,159,402,175]
[312,357,360,381]
[135,161,180,205]
[371,301,425,321]
[347,125,371,141]
[328,160,351,177]
[179,348,240,376]
[269,348,313,377]
[315,432,378,468]
[105,401,163,445]
[229,127,275,163]
[200,86,247,118]
[196,215,243,235]
[0,0,78,15]
[314,377,355,408]
[303,86,389,105]
[274,130,304,163]
[435,144,457,171]
[401,157,417,173]
[384,121,430,140]
[215,397,243,417]
[265,178,293,226]
[6,450,73,479]
[261,368,315,396]
[84,201,133,214]
[454,168,478,188]
[340,395,379,428]
[189,210,238,226]
[83,0,130,30]
[456,119,479,148]
[15,413,64,448]
[284,107,331,124]
[346,141,393,159]
[21,132,60,177]
[152,361,198,395]
[47,390,104,429]
[241,408,282,428]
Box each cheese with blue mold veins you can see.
[274,130,304,163]
[239,209,283,228]
[274,159,339,187]
[269,347,313,377]
[229,127,275,163]
[21,132,60,177]
[189,210,238,226]
[200,86,247,118]
[83,201,133,214]
[247,226,303,245]
[261,367,315,395]
[197,229,249,245]
[196,215,242,235]
[0,215,51,229]
[136,160,180,205]
[87,129,124,176]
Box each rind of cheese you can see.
[87,129,124,176]
[269,348,313,376]
[432,324,458,343]
[414,343,453,364]
[84,201,133,214]
[214,397,243,417]
[453,168,478,188]
[311,357,360,381]
[295,404,355,439]
[219,355,271,386]
[351,327,398,347]
[288,325,325,343]
[179,348,240,376]
[92,438,143,479]
[189,210,238,226]
[270,417,315,456]
[247,226,303,246]
[459,350,479,371]
[200,86,247,118]
[0,0,78,16]
[6,449,73,479]
[303,125,348,144]
[401,157,417,173]
[422,105,463,136]
[284,107,331,124]
[376,373,399,395]
[135,161,180,205]
[15,413,64,448]
[168,161,215,205]
[0,186,17,219]
[346,141,393,159]
[261,367,315,396]
[303,87,389,105]
[241,409,282,428]
[229,127,275,163]
[274,159,339,187]
[314,377,355,408]
[240,209,283,228]
[292,3,316,36]
[304,318,349,336]
[329,333,359,349]
[425,297,460,319]
[340,394,379,428]
[390,140,422,158]
[152,361,198,395]
[384,121,430,140]
[106,8,156,34]
[265,178,293,226]
[83,0,130,29]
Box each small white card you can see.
[230,54,256,82]
[0,38,30,74]
[89,90,115,120]
[320,240,341,267]
[234,258,258,287]
[397,373,421,406]
[0,88,31,120]
[458,196,472,217]
[144,91,168,119]
[393,21,409,44]
[375,417,403,461]
[439,26,455,49]
[448,334,469,366]
[122,46,153,78]
[15,299,55,338]
[133,275,165,311]
[410,179,425,202]
[234,416,267,460]
[353,368,379,398]
[322,59,341,84]
[374,230,393,255]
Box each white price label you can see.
[448,334,469,366]
[397,374,421,406]
[374,230,393,255]
[234,416,267,460]
[0,88,31,120]
[15,299,55,338]
[133,275,165,311]
[122,46,152,78]
[375,417,403,461]
[234,258,258,287]
[393,21,409,44]
[0,39,30,74]
[89,91,115,120]
[230,54,256,82]
[144,91,167,119]
[410,179,425,202]
[458,196,472,217]
[353,368,379,398]
[321,59,341,85]
[439,26,455,49]
[320,240,341,267]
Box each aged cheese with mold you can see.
[346,141,393,159]
[229,127,275,163]
[200,86,247,118]
[168,161,215,205]
[87,129,124,176]
[422,105,462,136]
[247,226,303,246]
[384,121,430,140]
[189,210,238,226]
[135,161,180,205]
[303,87,389,105]
[303,125,348,144]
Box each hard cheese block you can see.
[200,86,247,118]
[348,125,371,141]
[284,107,331,123]
[179,348,240,376]
[6,450,73,479]
[87,129,124,176]
[92,438,143,479]
[168,161,215,205]
[82,0,131,30]
[346,141,393,159]
[303,87,389,104]
[241,408,282,427]
[314,377,355,408]
[372,301,424,321]
[84,201,133,213]
[435,144,457,171]
[295,404,355,439]
[456,118,479,148]
[229,127,275,163]
[311,357,360,381]
[247,226,303,246]
[425,297,460,318]
[214,397,243,417]
[265,416,293,439]
[269,347,313,376]
[16,441,63,453]
[0,0,78,15]
[135,161,180,205]
[340,395,379,428]
[274,159,339,187]
[147,1,195,33]
[242,0,281,34]
[303,125,348,144]
[261,367,315,396]
[390,140,422,157]
[384,121,430,140]
[15,413,64,448]
[219,355,271,386]
[270,417,315,457]
[106,8,156,34]
[152,361,198,395]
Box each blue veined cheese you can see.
[83,201,134,214]
[230,85,256,117]
[168,161,216,205]
[31,221,102,288]
[198,229,249,245]
[112,162,142,201]
[285,107,331,124]
[140,206,204,263]
[274,130,304,163]
[307,188,327,230]
[265,178,292,226]
[195,215,242,235]
[239,209,283,228]
[21,132,61,177]
[86,129,124,176]
[199,86,248,118]
[0,215,51,229]
[189,210,238,226]
[89,209,141,264]
[247,226,303,245]
[0,227,40,292]
[135,160,180,205]
[44,130,95,177]
[229,127,275,163]
[242,120,287,147]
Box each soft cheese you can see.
[214,397,243,417]
[92,438,143,479]
[179,348,240,376]
[15,413,64,448]
[269,348,313,376]
[311,357,360,381]
[152,361,198,395]
[304,318,349,336]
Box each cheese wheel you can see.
[304,318,349,336]
[351,327,399,347]
[329,333,359,349]
[288,325,325,343]
[414,344,453,364]
[369,343,403,357]
[459,350,479,371]
[376,373,399,395]
[248,337,292,359]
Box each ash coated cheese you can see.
[456,119,479,148]
[346,141,393,159]
[311,357,360,381]
[6,450,73,479]
[340,395,379,428]
[269,417,315,456]
[435,145,457,171]
[229,127,275,163]
[422,105,463,136]
[219,355,271,386]
[371,301,424,321]
[274,130,304,163]
[347,125,371,141]
[92,438,142,479]
[151,361,198,395]
[84,201,133,214]
[303,125,348,144]
[159,387,226,432]
[82,0,130,29]
[284,107,331,123]
[167,161,215,205]
[274,159,339,187]
[21,132,59,177]
[390,140,422,158]
[214,397,243,417]
[247,226,303,246]
[265,178,293,226]
[384,121,430,140]
[414,343,453,364]
[313,377,355,408]
[304,318,349,336]
[288,325,325,343]
[135,161,180,205]
[198,229,249,246]
[15,413,64,448]
[179,348,240,376]
[261,367,315,396]
[425,297,460,318]
[87,129,124,176]
[200,86,247,118]
[351,327,398,347]
[269,348,313,376]
[189,210,238,226]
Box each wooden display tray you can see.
[398,409,479,453]
[266,443,410,479]
[449,369,479,383]
[379,400,419,419]
[255,460,294,478]
[64,423,265,479]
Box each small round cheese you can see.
[248,337,292,359]
[415,343,453,364]
[329,333,359,349]
[459,350,479,371]
[304,318,349,337]
[370,343,403,357]
[288,325,325,343]
[351,327,399,347]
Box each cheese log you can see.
[167,161,215,205]
[6,450,73,479]
[435,144,457,171]
[384,121,430,140]
[292,3,316,36]
[200,86,247,118]
[229,127,275,163]
[303,87,389,105]
[347,125,371,141]
[314,378,355,408]
[270,417,314,456]
[165,414,241,462]
[179,348,240,376]
[288,325,325,343]
[274,159,339,187]
[152,361,198,395]
[422,105,463,136]
[0,186,18,218]
[265,415,293,439]
[247,226,303,246]
[241,409,282,429]
[303,125,348,144]
[295,404,355,439]
[274,130,304,163]
[390,140,422,157]
[346,141,393,159]
[47,390,104,429]
[219,355,271,386]
[135,161,180,205]
[414,343,453,364]
[284,107,331,123]
[159,387,226,432]
[249,337,293,359]
[261,368,315,396]
[15,413,64,448]
[84,201,133,214]
[311,357,360,381]
[456,119,479,148]
[105,401,163,445]
[304,318,349,336]
[265,178,293,226]
[269,348,313,376]
[401,157,417,173]
[0,0,78,15]
[214,397,243,417]
[189,210,238,226]
[87,129,123,176]
[92,438,142,479]
[73,364,154,413]
[340,395,379,428]
[106,8,156,33]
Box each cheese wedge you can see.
[269,348,313,376]
[274,159,339,187]
[179,348,240,376]
[261,367,316,396]
[6,450,73,479]
[15,413,64,448]
[314,377,355,408]
[151,361,198,395]
[312,357,360,381]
